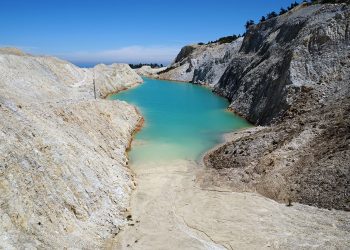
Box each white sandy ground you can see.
[110,139,350,249]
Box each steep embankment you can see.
[214,3,349,124]
[159,38,243,86]
[161,3,350,210]
[0,48,143,248]
[95,63,143,97]
[134,65,167,78]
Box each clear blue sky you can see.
[0,0,299,66]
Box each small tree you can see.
[288,1,299,10]
[279,8,287,15]
[267,11,278,19]
[260,16,266,22]
[245,20,255,30]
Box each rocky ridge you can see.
[134,65,167,78]
[159,38,243,87]
[0,48,143,248]
[161,3,350,210]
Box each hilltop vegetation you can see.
[197,0,348,47]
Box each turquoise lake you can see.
[110,78,250,164]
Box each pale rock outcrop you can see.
[0,49,142,103]
[94,63,143,97]
[134,65,167,78]
[203,3,350,211]
[159,38,243,86]
[0,48,143,248]
[161,3,350,210]
[215,3,350,124]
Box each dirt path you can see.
[110,156,350,249]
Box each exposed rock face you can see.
[203,3,350,211]
[215,3,350,124]
[162,3,350,211]
[0,49,142,103]
[159,38,243,86]
[134,65,167,78]
[0,48,143,248]
[94,63,143,97]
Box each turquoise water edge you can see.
[110,78,250,164]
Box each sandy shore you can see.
[111,138,350,249]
